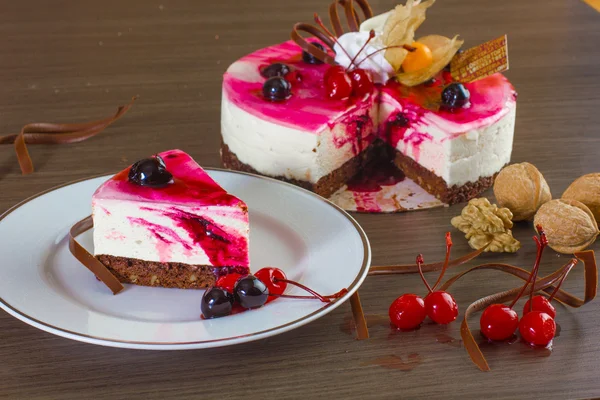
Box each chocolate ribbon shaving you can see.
[291,23,337,65]
[438,251,597,371]
[291,0,374,65]
[368,247,485,276]
[329,0,374,36]
[69,215,124,295]
[350,291,369,340]
[1,97,136,175]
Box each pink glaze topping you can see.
[223,40,376,132]
[93,149,245,207]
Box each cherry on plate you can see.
[234,275,270,309]
[201,287,234,319]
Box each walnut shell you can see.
[562,173,600,223]
[493,163,551,221]
[533,199,599,254]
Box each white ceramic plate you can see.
[0,169,370,350]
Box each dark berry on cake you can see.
[128,156,173,188]
[262,77,292,102]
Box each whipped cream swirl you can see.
[333,12,394,84]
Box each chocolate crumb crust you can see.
[394,150,500,205]
[221,141,379,198]
[221,140,498,205]
[96,255,249,289]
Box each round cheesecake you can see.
[220,2,517,205]
[221,41,379,198]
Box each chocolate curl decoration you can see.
[291,0,374,65]
[438,250,597,372]
[69,215,125,295]
[1,97,136,175]
[368,246,486,276]
[291,23,336,65]
[350,291,369,340]
[329,0,374,36]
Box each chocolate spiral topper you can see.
[291,0,374,65]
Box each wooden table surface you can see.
[1,0,600,398]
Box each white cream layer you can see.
[221,91,377,184]
[379,96,517,187]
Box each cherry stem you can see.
[346,29,376,72]
[354,44,417,68]
[274,278,332,303]
[266,289,348,302]
[431,232,453,292]
[314,14,356,69]
[548,258,578,302]
[508,226,548,310]
[416,254,433,294]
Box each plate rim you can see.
[0,168,371,349]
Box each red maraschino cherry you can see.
[518,226,557,347]
[522,296,556,319]
[389,233,458,330]
[349,68,374,98]
[314,16,375,100]
[480,227,549,341]
[423,233,459,325]
[255,267,288,303]
[479,304,519,341]
[324,65,353,100]
[522,258,577,319]
[389,293,426,331]
[519,311,556,346]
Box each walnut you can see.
[562,173,600,223]
[493,163,551,221]
[533,199,599,254]
[451,198,521,253]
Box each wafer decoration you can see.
[0,97,136,175]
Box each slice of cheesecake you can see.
[92,149,250,289]
[221,40,379,198]
[380,73,517,204]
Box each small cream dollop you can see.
[333,13,394,84]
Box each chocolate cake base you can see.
[96,255,248,289]
[221,142,378,198]
[393,151,499,205]
[222,140,497,206]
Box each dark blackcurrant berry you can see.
[261,63,291,78]
[262,77,291,102]
[441,83,470,109]
[128,156,173,187]
[391,112,409,127]
[302,42,325,65]
[234,275,269,309]
[201,287,234,319]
